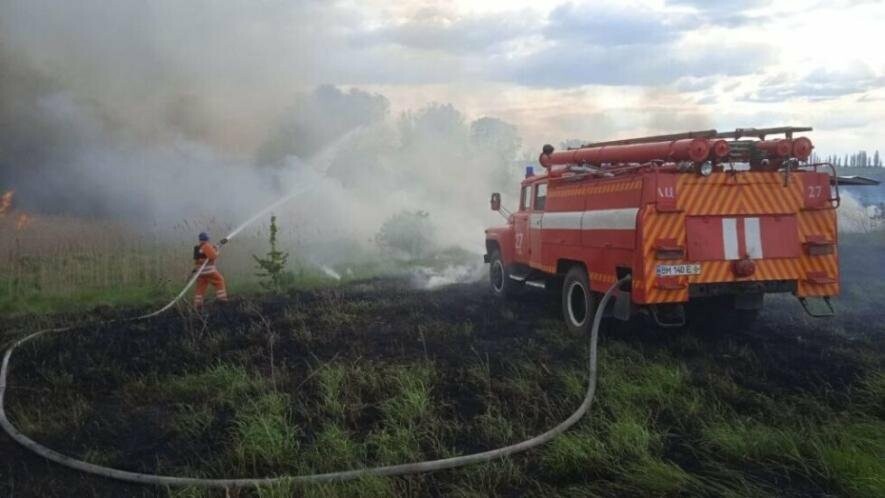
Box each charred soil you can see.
[1,278,884,497]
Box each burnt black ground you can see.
[1,268,883,497]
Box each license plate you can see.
[656,263,701,277]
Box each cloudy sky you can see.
[357,0,885,154]
[2,0,883,156]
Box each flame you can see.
[16,213,32,231]
[0,190,13,216]
[1,190,33,230]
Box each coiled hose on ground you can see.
[0,190,629,489]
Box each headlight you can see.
[698,161,713,177]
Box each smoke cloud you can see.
[3,1,879,264]
[0,1,523,258]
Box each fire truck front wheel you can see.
[562,266,599,334]
[489,250,519,299]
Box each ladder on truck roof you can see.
[572,126,814,149]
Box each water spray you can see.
[0,181,628,488]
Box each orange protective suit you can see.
[193,241,228,308]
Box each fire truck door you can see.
[530,182,547,266]
[513,185,532,263]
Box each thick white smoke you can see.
[240,98,522,254]
[3,84,521,253]
[838,192,882,233]
[7,1,878,285]
[0,2,526,264]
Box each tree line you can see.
[810,150,883,167]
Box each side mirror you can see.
[490,192,501,211]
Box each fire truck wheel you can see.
[488,250,518,299]
[562,266,598,334]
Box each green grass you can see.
[0,279,173,315]
[624,457,695,495]
[308,424,363,471]
[0,224,487,317]
[815,420,885,497]
[173,404,215,440]
[166,485,212,498]
[3,266,884,498]
[857,371,885,416]
[606,416,658,458]
[540,429,609,480]
[366,426,422,465]
[380,366,433,428]
[700,417,885,497]
[702,420,806,464]
[253,479,297,498]
[475,408,515,446]
[317,365,348,420]
[232,392,300,473]
[0,254,476,317]
[296,475,394,498]
[165,364,264,405]
[8,390,92,438]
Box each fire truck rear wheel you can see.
[489,250,518,299]
[562,266,599,334]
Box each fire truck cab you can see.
[485,127,851,330]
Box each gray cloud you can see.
[742,65,885,102]
[674,76,719,92]
[668,0,770,6]
[354,8,538,54]
[666,0,773,27]
[0,0,781,95]
[544,2,688,46]
[813,115,871,130]
[505,40,773,87]
[468,2,778,88]
[0,0,478,107]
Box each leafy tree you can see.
[470,117,523,190]
[255,85,389,165]
[375,210,434,260]
[398,103,467,148]
[253,215,290,291]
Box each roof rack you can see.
[716,126,812,140]
[575,126,813,149]
[576,130,717,148]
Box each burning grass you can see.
[0,209,482,315]
[0,215,343,315]
[1,275,884,497]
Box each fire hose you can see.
[0,186,629,489]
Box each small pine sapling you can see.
[253,215,290,291]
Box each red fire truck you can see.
[484,127,873,330]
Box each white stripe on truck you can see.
[744,217,763,259]
[582,208,638,230]
[530,213,544,229]
[722,218,739,260]
[536,208,638,231]
[539,211,583,229]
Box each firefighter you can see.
[193,232,228,309]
